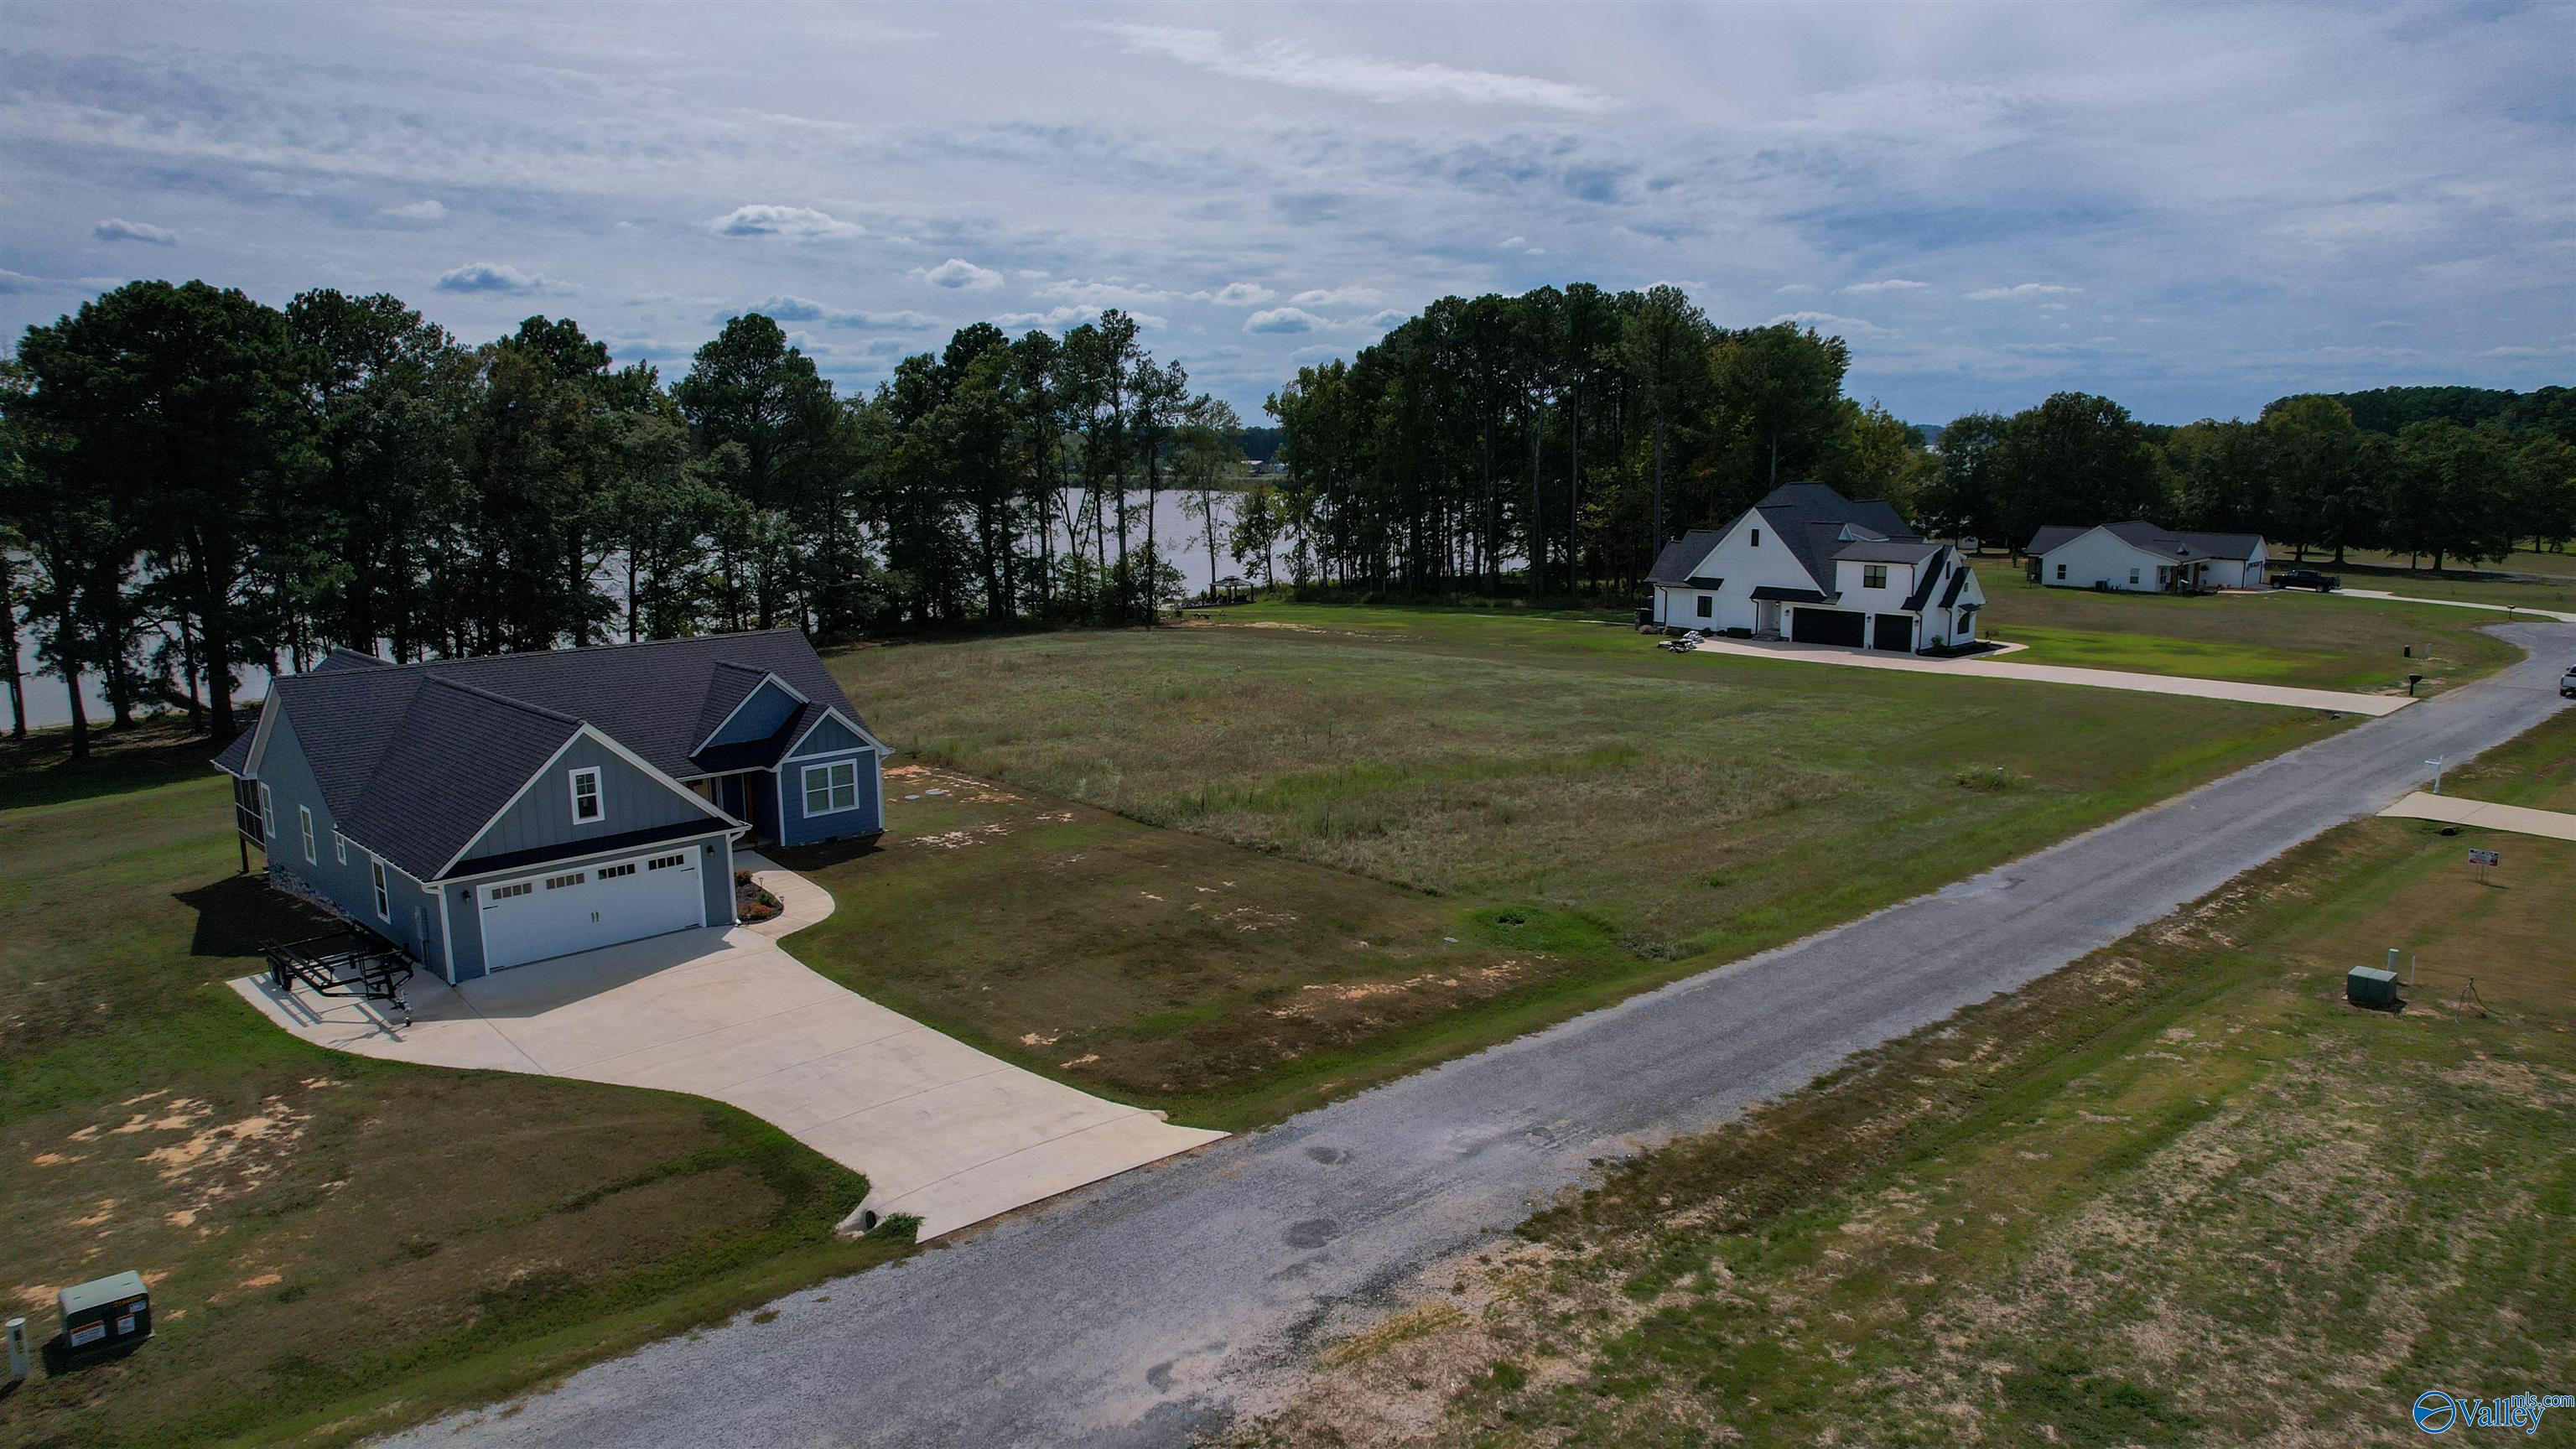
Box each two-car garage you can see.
[477,848,707,972]
[1788,607,1915,652]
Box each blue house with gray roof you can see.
[213,629,888,982]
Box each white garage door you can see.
[480,849,706,972]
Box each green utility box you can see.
[59,1270,151,1362]
[2346,966,2401,1008]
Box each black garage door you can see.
[1872,613,1914,652]
[1789,607,1866,647]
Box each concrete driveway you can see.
[2381,791,2576,842]
[1677,632,2417,714]
[231,919,1222,1240]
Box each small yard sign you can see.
[2468,848,2501,867]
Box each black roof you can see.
[1745,483,1917,594]
[2025,522,2262,563]
[216,630,876,880]
[1646,529,1728,587]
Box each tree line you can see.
[5,277,2570,754]
[1264,285,2576,593]
[1,281,1239,753]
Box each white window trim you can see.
[258,782,275,840]
[299,805,317,864]
[801,759,862,817]
[569,766,605,824]
[370,855,392,922]
[334,829,348,865]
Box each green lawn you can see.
[803,605,2358,1128]
[0,723,908,1449]
[1978,575,2525,692]
[1233,712,2576,1449]
[2263,546,2576,613]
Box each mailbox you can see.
[59,1270,151,1361]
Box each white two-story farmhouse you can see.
[1647,483,1986,652]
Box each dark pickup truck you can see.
[2273,568,2342,592]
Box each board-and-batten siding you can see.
[451,735,720,870]
[255,703,448,970]
[773,713,884,844]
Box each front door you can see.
[1755,600,1781,636]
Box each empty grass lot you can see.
[1233,710,2576,1449]
[805,603,2377,1127]
[1977,574,2523,691]
[0,723,907,1449]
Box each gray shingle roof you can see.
[1647,529,1727,587]
[1833,538,1942,564]
[227,629,875,880]
[2024,522,2264,563]
[1749,483,1917,594]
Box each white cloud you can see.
[1769,310,1888,335]
[1245,307,1327,335]
[0,268,43,293]
[434,262,557,295]
[381,199,447,222]
[1035,277,1172,305]
[1967,283,2081,300]
[1098,24,1613,113]
[745,294,934,330]
[1844,278,1928,294]
[1777,283,1818,295]
[1192,281,1277,306]
[1288,285,1384,308]
[990,303,1169,330]
[709,205,865,241]
[920,257,1003,290]
[93,217,177,246]
[1498,236,1526,248]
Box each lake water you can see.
[9,491,1289,731]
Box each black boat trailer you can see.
[263,929,416,1026]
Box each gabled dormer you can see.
[691,663,811,756]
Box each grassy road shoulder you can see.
[1232,711,2576,1448]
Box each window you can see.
[544,871,587,891]
[2054,563,2067,580]
[1749,527,1761,547]
[1695,595,1712,620]
[2129,567,2141,586]
[299,806,317,864]
[647,853,688,871]
[488,881,532,903]
[803,759,860,816]
[596,862,636,880]
[370,856,391,922]
[333,829,347,865]
[1862,564,1888,589]
[569,766,604,824]
[258,783,275,840]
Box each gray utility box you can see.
[60,1270,151,1361]
[2346,966,2401,1008]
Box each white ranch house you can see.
[2025,522,2268,592]
[1647,483,1986,652]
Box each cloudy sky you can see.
[3,1,2569,426]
